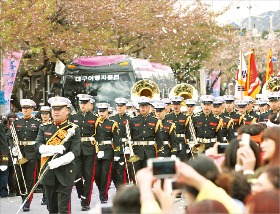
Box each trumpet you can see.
[125,120,140,163]
[10,123,28,165]
[188,117,205,154]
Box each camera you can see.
[171,180,183,191]
[147,157,179,178]
[217,143,228,154]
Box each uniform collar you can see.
[53,119,67,126]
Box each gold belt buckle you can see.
[202,138,208,143]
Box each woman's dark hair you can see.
[223,139,261,171]
[215,171,251,202]
[184,156,220,197]
[261,127,280,166]
[112,185,141,214]
[186,200,229,213]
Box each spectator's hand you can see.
[205,142,219,157]
[136,167,156,189]
[0,165,8,171]
[236,146,256,171]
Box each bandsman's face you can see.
[41,113,50,122]
[98,109,108,119]
[79,101,90,113]
[269,100,280,111]
[139,104,150,116]
[116,105,126,114]
[173,104,181,113]
[155,109,165,120]
[202,103,212,115]
[51,106,69,122]
[225,102,234,112]
[21,106,33,118]
[186,105,195,114]
[212,105,222,115]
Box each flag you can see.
[244,50,261,98]
[235,50,247,100]
[264,48,274,84]
[2,51,23,113]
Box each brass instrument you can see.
[188,118,205,154]
[262,77,280,95]
[169,83,198,101]
[125,120,140,162]
[10,123,28,164]
[131,79,160,102]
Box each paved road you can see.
[0,184,186,214]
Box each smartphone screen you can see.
[152,160,176,178]
[217,143,228,154]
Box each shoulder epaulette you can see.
[216,118,223,132]
[193,112,201,117]
[155,120,163,133]
[34,118,41,122]
[227,118,234,130]
[169,123,176,135]
[213,114,220,119]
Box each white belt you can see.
[176,134,185,137]
[121,138,127,142]
[98,141,112,146]
[81,137,95,142]
[18,141,36,146]
[222,137,227,141]
[133,141,155,146]
[163,141,169,145]
[234,132,238,136]
[197,138,216,144]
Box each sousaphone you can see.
[131,79,160,102]
[169,83,198,101]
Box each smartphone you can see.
[147,157,178,178]
[241,133,250,146]
[217,143,228,154]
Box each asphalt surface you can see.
[0,184,186,214]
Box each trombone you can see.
[10,123,28,196]
[188,117,205,155]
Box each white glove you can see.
[124,147,130,155]
[97,151,104,159]
[12,147,19,156]
[0,165,8,171]
[114,157,120,162]
[171,155,177,160]
[48,152,75,169]
[39,145,66,157]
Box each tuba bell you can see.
[169,83,198,101]
[131,79,160,102]
[262,77,280,95]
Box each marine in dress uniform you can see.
[192,95,223,150]
[0,117,9,198]
[235,100,257,125]
[165,96,190,161]
[221,95,245,136]
[36,97,80,214]
[259,92,280,123]
[70,94,98,211]
[185,99,197,116]
[154,102,177,158]
[11,99,41,212]
[161,98,172,113]
[95,103,120,204]
[244,96,259,121]
[110,98,131,189]
[212,97,235,142]
[129,96,164,173]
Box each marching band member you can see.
[11,99,41,212]
[165,96,190,161]
[161,98,172,113]
[192,95,223,150]
[94,102,120,204]
[154,102,177,158]
[129,97,164,172]
[70,94,98,211]
[212,97,235,143]
[235,100,257,125]
[110,98,131,189]
[185,99,197,116]
[244,96,259,120]
[36,96,80,213]
[221,95,245,136]
[259,92,280,123]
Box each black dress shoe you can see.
[81,205,90,211]
[41,200,47,205]
[23,207,30,212]
[8,192,16,197]
[101,200,107,204]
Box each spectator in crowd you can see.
[245,190,280,214]
[186,200,229,213]
[222,138,261,173]
[251,166,279,194]
[112,185,141,214]
[237,124,265,145]
[260,126,280,167]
